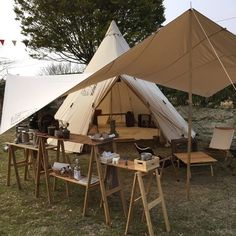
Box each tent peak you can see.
[105,20,122,37]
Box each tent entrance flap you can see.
[95,78,150,126]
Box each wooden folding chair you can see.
[206,127,234,160]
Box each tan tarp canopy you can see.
[63,8,236,198]
[69,9,236,97]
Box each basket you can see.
[52,162,73,178]
[52,169,73,178]
[134,156,160,172]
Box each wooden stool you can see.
[125,169,170,236]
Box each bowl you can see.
[140,152,152,161]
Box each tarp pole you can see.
[187,8,193,200]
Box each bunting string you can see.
[0,39,28,47]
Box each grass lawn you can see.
[0,130,236,235]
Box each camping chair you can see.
[206,127,235,160]
[134,143,178,178]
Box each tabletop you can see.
[36,133,114,146]
[174,151,217,164]
[5,142,56,151]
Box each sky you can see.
[0,0,236,77]
[0,0,50,77]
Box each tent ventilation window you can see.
[117,76,122,82]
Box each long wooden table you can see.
[35,133,113,225]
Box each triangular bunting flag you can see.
[22,40,29,47]
[12,40,17,46]
[0,39,5,46]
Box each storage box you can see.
[134,156,160,172]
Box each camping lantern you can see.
[109,119,119,137]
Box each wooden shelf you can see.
[50,172,100,187]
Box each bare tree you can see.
[0,57,14,80]
[39,62,84,76]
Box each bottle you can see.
[74,158,81,180]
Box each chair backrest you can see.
[134,143,154,155]
[209,127,234,150]
[171,138,198,154]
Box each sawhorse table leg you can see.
[103,165,127,218]
[82,146,112,225]
[82,146,95,216]
[24,149,30,180]
[56,140,66,162]
[35,137,52,204]
[94,146,112,226]
[125,169,170,235]
[53,139,69,193]
[6,146,22,190]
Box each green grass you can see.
[0,130,236,235]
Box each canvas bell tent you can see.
[54,21,191,153]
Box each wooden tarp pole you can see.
[187,8,193,200]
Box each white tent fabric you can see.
[0,73,90,134]
[55,21,191,152]
[71,9,236,98]
[121,76,191,140]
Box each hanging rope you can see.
[216,16,236,23]
[193,10,236,92]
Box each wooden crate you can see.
[134,156,160,172]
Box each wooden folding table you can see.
[35,133,113,225]
[174,151,217,176]
[103,159,170,235]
